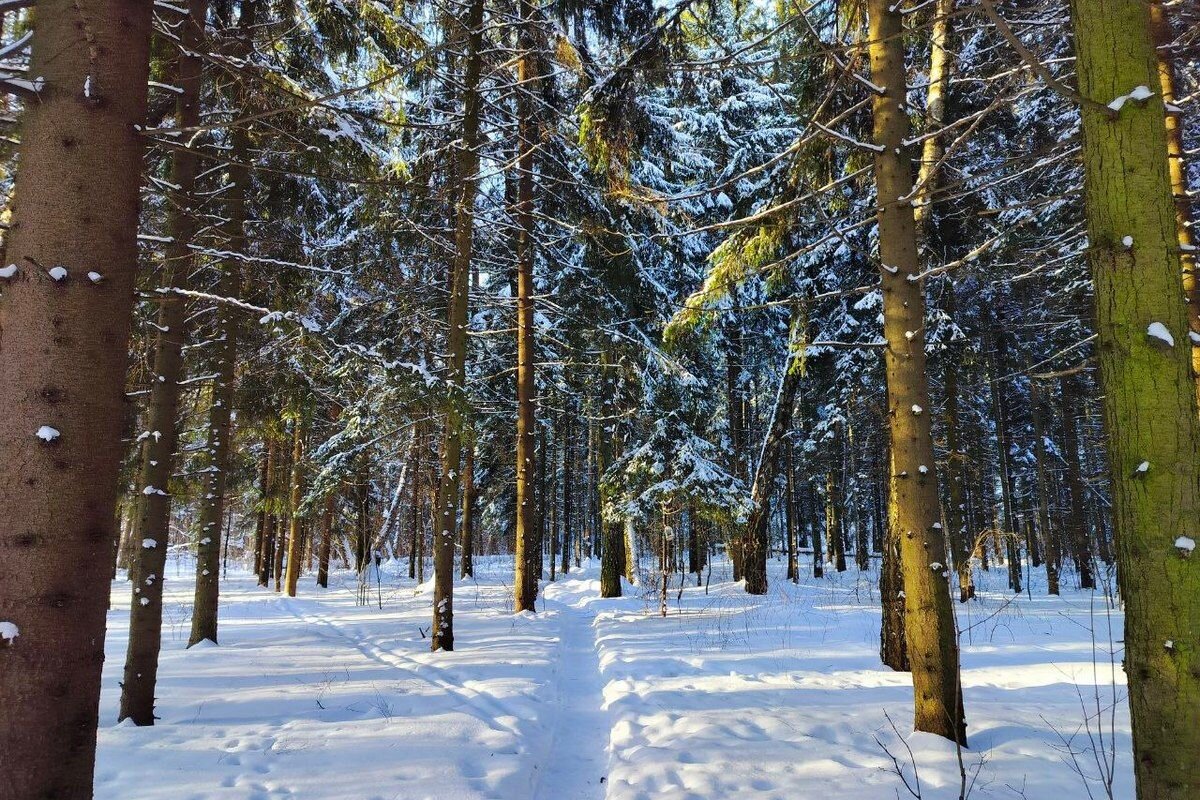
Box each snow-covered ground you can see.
[97,555,1132,799]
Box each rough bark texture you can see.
[0,0,153,791]
[867,0,966,743]
[119,0,209,726]
[512,0,540,613]
[1069,0,1200,794]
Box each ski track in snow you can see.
[528,598,611,800]
[95,556,1135,799]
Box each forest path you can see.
[529,585,611,800]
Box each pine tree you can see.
[0,0,154,789]
[866,0,965,743]
[1068,0,1200,793]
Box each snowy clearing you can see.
[97,556,1131,800]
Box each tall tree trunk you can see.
[867,0,965,743]
[189,98,249,645]
[317,494,335,588]
[460,432,476,578]
[433,0,485,649]
[1150,4,1200,409]
[786,441,799,583]
[1029,378,1060,595]
[259,436,277,586]
[284,418,306,597]
[942,290,972,602]
[1070,0,1200,789]
[598,352,624,597]
[744,308,805,594]
[273,438,290,593]
[408,428,422,579]
[254,441,271,585]
[512,0,540,613]
[988,324,1022,593]
[561,413,573,575]
[120,0,209,725]
[0,0,153,789]
[547,423,557,582]
[726,316,747,581]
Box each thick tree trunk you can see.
[1069,0,1200,792]
[867,0,965,743]
[120,0,208,725]
[512,0,540,613]
[0,0,153,789]
[432,0,485,649]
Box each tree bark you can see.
[1150,4,1200,410]
[561,414,573,575]
[512,0,540,613]
[460,432,476,578]
[189,87,249,644]
[988,323,1023,594]
[432,0,485,649]
[1029,378,1060,595]
[0,0,154,789]
[867,0,966,743]
[1060,376,1099,587]
[599,352,624,598]
[120,0,209,725]
[317,493,335,588]
[284,418,306,597]
[1069,0,1200,789]
[744,308,805,594]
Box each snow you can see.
[141,539,157,549]
[1135,461,1149,474]
[35,425,60,442]
[0,263,17,279]
[48,265,67,281]
[911,404,922,415]
[88,271,104,283]
[1107,86,1153,111]
[1175,536,1195,554]
[1121,236,1133,248]
[0,621,17,642]
[95,556,1135,799]
[1147,322,1175,347]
